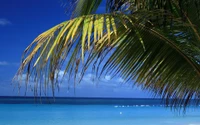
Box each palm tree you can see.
[14,0,200,110]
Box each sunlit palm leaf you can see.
[14,8,200,110]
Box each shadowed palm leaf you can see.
[14,0,200,110]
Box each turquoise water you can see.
[1,104,200,125]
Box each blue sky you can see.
[0,0,152,98]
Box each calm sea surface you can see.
[0,97,200,125]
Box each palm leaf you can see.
[14,10,200,111]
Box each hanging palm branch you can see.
[14,0,200,111]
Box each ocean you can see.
[0,97,200,125]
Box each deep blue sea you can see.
[0,97,200,125]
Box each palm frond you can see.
[107,0,200,41]
[14,10,200,110]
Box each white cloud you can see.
[0,61,19,66]
[105,75,111,81]
[58,70,65,76]
[0,61,9,65]
[117,77,125,83]
[82,73,96,85]
[0,18,11,26]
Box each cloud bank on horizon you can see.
[4,70,150,98]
